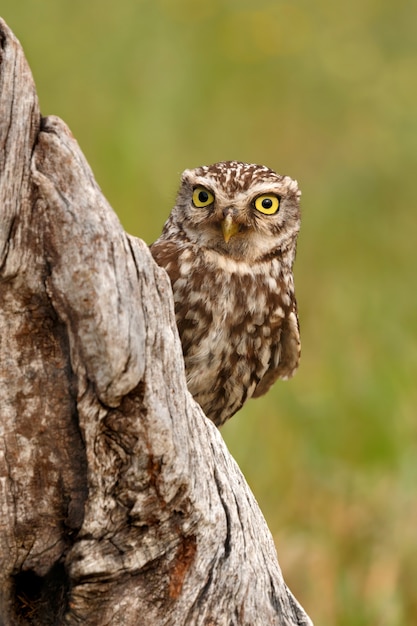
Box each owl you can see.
[151,161,301,427]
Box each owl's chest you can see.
[172,258,285,370]
[167,253,288,424]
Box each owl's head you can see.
[170,161,301,263]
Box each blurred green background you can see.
[3,1,417,624]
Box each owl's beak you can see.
[221,214,240,243]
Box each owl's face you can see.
[170,161,301,263]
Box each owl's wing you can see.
[252,303,300,398]
[150,240,181,284]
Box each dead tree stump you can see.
[0,18,313,626]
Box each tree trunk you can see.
[0,18,313,626]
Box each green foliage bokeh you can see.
[2,2,417,624]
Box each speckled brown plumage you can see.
[151,161,301,426]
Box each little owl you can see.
[151,161,301,427]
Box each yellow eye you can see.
[254,194,280,215]
[192,187,214,208]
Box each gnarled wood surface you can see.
[0,19,313,626]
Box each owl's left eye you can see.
[192,187,215,208]
[254,194,280,215]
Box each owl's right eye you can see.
[192,187,215,208]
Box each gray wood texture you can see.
[0,18,313,626]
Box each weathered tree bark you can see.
[0,18,313,626]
